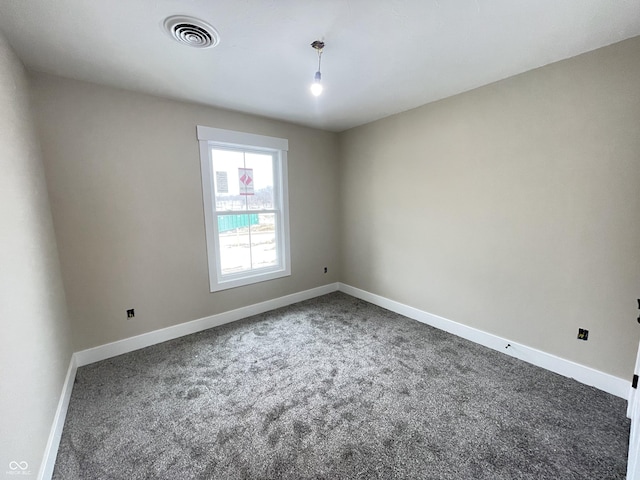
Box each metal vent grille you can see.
[163,16,220,48]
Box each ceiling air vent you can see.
[163,16,220,49]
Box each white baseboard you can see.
[38,354,77,480]
[338,283,629,399]
[75,283,340,367]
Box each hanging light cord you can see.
[311,40,325,74]
[316,47,323,73]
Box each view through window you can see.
[213,148,278,275]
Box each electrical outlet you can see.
[324,267,328,273]
[127,309,135,319]
[577,328,589,341]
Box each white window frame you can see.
[197,125,291,292]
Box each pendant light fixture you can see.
[310,40,325,96]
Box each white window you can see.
[197,126,291,292]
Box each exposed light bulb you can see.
[310,83,323,96]
[310,71,323,96]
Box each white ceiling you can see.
[0,1,639,132]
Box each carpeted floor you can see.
[53,292,630,479]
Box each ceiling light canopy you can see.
[164,16,220,49]
[310,40,325,97]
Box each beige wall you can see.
[0,34,73,475]
[30,73,340,352]
[339,36,640,380]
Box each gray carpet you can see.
[53,292,630,479]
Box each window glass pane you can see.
[217,214,255,275]
[212,149,247,212]
[244,152,275,210]
[250,213,278,269]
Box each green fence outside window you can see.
[218,214,260,233]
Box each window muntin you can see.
[198,126,290,292]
